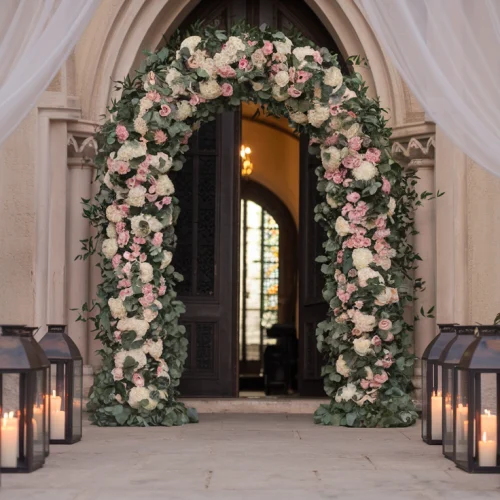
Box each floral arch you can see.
[84,23,418,428]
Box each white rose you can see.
[160,250,173,270]
[180,35,202,54]
[289,111,308,124]
[128,386,157,410]
[117,317,149,339]
[199,80,222,100]
[342,123,362,140]
[150,152,173,173]
[106,223,117,239]
[127,185,147,207]
[139,262,154,283]
[323,66,343,90]
[143,308,158,323]
[335,216,351,237]
[375,287,399,306]
[352,248,374,270]
[274,70,290,88]
[353,311,377,333]
[387,197,396,217]
[321,146,342,171]
[336,355,350,377]
[142,338,163,360]
[272,85,288,102]
[353,161,378,182]
[139,97,153,115]
[292,46,315,61]
[102,238,118,259]
[174,101,193,121]
[106,205,123,223]
[108,297,127,319]
[111,368,123,381]
[335,383,359,403]
[251,49,267,68]
[252,82,264,91]
[156,175,175,196]
[353,337,372,356]
[357,267,384,288]
[273,37,293,54]
[307,105,330,128]
[130,215,163,236]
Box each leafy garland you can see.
[82,22,420,427]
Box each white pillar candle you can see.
[478,432,497,467]
[50,410,65,440]
[1,412,18,468]
[51,390,61,412]
[481,410,497,443]
[431,392,443,439]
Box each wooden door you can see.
[175,113,240,397]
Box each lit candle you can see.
[51,390,61,412]
[1,411,18,468]
[478,432,497,467]
[445,402,452,429]
[51,410,65,440]
[431,391,443,439]
[481,410,497,443]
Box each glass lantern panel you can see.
[31,369,45,467]
[1,373,20,468]
[478,373,498,467]
[422,359,428,438]
[443,367,454,456]
[72,360,83,440]
[51,362,67,410]
[455,369,470,468]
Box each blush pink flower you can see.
[346,283,357,294]
[330,104,341,116]
[342,155,361,169]
[117,279,131,289]
[146,91,161,103]
[373,371,389,385]
[113,330,122,341]
[262,40,274,55]
[159,105,171,117]
[248,40,258,46]
[287,86,302,98]
[365,148,381,163]
[111,254,122,269]
[378,319,392,331]
[132,373,145,387]
[313,51,323,64]
[346,192,361,204]
[360,379,370,390]
[221,83,233,96]
[336,250,344,264]
[324,133,339,146]
[158,285,167,296]
[239,57,249,70]
[351,328,362,337]
[296,71,312,83]
[382,176,391,194]
[116,125,129,143]
[371,335,382,347]
[189,94,202,106]
[347,111,357,119]
[139,253,147,263]
[119,287,133,300]
[117,231,130,248]
[152,232,163,246]
[355,300,364,309]
[217,65,237,78]
[146,194,158,203]
[133,237,146,245]
[337,290,351,303]
[384,332,395,342]
[154,130,167,145]
[348,136,363,151]
[373,228,391,240]
[181,131,192,145]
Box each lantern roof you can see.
[39,324,82,360]
[0,327,45,370]
[458,326,500,370]
[439,327,478,366]
[422,324,458,361]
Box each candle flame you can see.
[485,409,490,416]
[482,431,488,442]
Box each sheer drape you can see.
[355,0,500,177]
[0,0,101,147]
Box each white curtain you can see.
[0,0,101,147]
[355,0,500,177]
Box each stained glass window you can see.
[239,200,279,364]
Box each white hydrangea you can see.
[307,105,330,128]
[102,238,118,259]
[116,141,147,161]
[106,205,124,223]
[106,223,117,239]
[321,146,342,171]
[335,383,359,403]
[127,185,147,207]
[272,85,288,102]
[130,214,163,237]
[292,46,316,61]
[335,216,351,237]
[387,197,396,217]
[357,267,384,288]
[352,248,374,270]
[139,262,154,283]
[274,70,290,88]
[273,37,293,54]
[336,355,350,377]
[160,250,173,270]
[156,175,175,196]
[174,101,193,121]
[165,67,183,88]
[143,338,163,360]
[180,35,202,54]
[134,117,148,136]
[150,152,173,173]
[143,307,158,323]
[128,386,157,410]
[200,56,216,77]
[139,97,154,115]
[353,311,377,333]
[353,337,372,356]
[353,161,378,182]
[114,348,147,369]
[199,80,222,100]
[214,36,246,66]
[117,317,149,339]
[289,111,308,124]
[108,297,127,319]
[323,66,343,90]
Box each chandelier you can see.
[240,145,253,178]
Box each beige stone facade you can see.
[1,0,497,394]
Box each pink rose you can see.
[189,94,202,106]
[122,262,132,275]
[262,40,274,55]
[360,379,370,390]
[348,136,362,151]
[116,125,129,143]
[365,148,381,163]
[221,83,233,97]
[158,285,166,296]
[337,290,351,303]
[324,133,339,146]
[154,130,167,145]
[217,65,237,78]
[287,86,302,98]
[117,279,131,289]
[296,71,312,83]
[313,51,323,64]
[342,155,361,169]
[112,254,122,269]
[113,330,121,341]
[373,371,389,385]
[336,250,344,264]
[382,176,391,194]
[117,231,130,248]
[355,300,363,309]
[346,192,360,203]
[132,373,145,387]
[159,105,171,117]
[332,171,345,184]
[384,332,395,342]
[133,237,146,245]
[351,328,362,337]
[378,319,392,331]
[112,368,124,381]
[152,232,163,246]
[371,335,382,347]
[146,91,161,103]
[119,288,133,300]
[239,57,249,70]
[346,283,357,294]
[375,217,386,229]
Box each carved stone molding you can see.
[391,136,435,162]
[67,120,99,168]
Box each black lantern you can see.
[39,324,83,444]
[422,323,458,444]
[0,325,47,472]
[440,326,478,461]
[454,326,500,473]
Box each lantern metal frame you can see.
[453,327,500,473]
[439,326,478,461]
[421,323,458,445]
[0,326,48,473]
[39,324,83,445]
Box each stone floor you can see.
[2,414,500,499]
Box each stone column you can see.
[392,136,436,402]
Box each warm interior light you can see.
[482,431,488,442]
[240,144,254,178]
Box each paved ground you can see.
[2,414,500,499]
